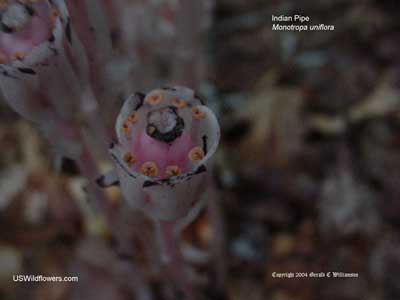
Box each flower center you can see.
[146,106,184,144]
[1,3,33,33]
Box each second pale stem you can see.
[158,220,195,300]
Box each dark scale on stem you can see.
[162,86,177,91]
[49,45,58,56]
[143,180,160,188]
[194,92,206,105]
[194,165,207,175]
[24,5,35,17]
[202,135,208,154]
[18,67,36,75]
[96,175,120,188]
[134,92,145,110]
[65,19,72,44]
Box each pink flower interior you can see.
[120,92,204,180]
[133,131,193,178]
[0,1,53,61]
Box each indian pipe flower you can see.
[0,0,103,159]
[65,0,119,123]
[99,86,220,222]
[0,0,78,118]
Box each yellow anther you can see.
[0,52,7,64]
[191,106,205,120]
[123,152,136,167]
[140,162,159,177]
[165,165,182,178]
[11,52,24,60]
[120,122,131,135]
[147,125,156,135]
[188,147,205,163]
[171,98,187,109]
[145,93,163,106]
[127,111,138,124]
[50,8,59,21]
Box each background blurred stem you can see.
[77,128,153,300]
[158,220,196,300]
[76,129,116,223]
[172,0,204,89]
[207,185,226,293]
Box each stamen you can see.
[147,125,156,135]
[165,165,182,178]
[0,51,7,63]
[171,98,187,108]
[120,122,131,135]
[50,8,59,22]
[123,152,136,167]
[188,147,205,163]
[11,52,24,60]
[145,93,163,106]
[192,106,205,120]
[127,111,138,123]
[140,162,159,177]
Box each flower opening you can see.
[109,86,220,221]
